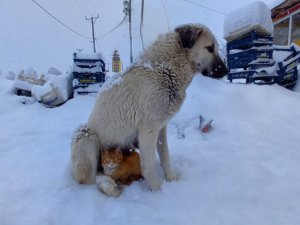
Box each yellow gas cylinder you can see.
[112,50,122,73]
[294,39,300,46]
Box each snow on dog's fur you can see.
[71,23,228,191]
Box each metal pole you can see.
[129,0,133,63]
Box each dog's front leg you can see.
[138,129,162,191]
[157,126,178,181]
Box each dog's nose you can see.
[214,64,228,73]
[211,64,228,78]
[210,56,229,78]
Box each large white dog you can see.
[71,23,228,191]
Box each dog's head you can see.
[175,24,228,79]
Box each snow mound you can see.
[223,1,274,41]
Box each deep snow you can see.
[1,74,300,225]
[2,0,300,224]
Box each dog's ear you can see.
[175,25,203,49]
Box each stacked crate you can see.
[227,30,275,84]
[227,31,299,90]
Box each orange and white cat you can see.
[101,147,143,185]
[96,147,143,196]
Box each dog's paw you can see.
[96,175,121,197]
[165,170,180,182]
[148,179,162,191]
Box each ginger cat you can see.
[101,147,143,185]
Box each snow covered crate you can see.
[72,52,106,94]
[224,1,299,90]
[226,31,273,53]
[226,31,274,70]
[227,47,274,69]
[276,45,300,89]
[226,30,276,84]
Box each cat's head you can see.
[101,147,123,169]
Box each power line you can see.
[96,16,127,39]
[180,0,226,15]
[73,0,90,17]
[95,39,104,56]
[95,38,101,50]
[160,0,171,31]
[31,0,92,39]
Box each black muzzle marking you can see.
[210,56,229,78]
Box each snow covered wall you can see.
[223,1,274,41]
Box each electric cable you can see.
[31,0,92,39]
[180,0,226,15]
[160,0,171,31]
[96,16,127,39]
[73,0,90,17]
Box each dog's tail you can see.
[71,124,100,184]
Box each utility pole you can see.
[86,15,99,53]
[129,0,133,63]
[140,0,145,49]
[123,0,132,63]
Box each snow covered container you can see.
[223,1,274,41]
[13,72,47,97]
[31,72,73,107]
[13,70,73,107]
[72,52,106,93]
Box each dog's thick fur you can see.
[71,24,228,190]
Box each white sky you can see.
[0,0,282,73]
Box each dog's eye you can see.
[206,45,214,53]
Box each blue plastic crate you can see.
[227,70,256,83]
[227,48,274,69]
[280,80,298,90]
[252,73,278,85]
[277,67,298,85]
[279,71,298,89]
[226,30,273,54]
[277,53,300,77]
[280,68,298,80]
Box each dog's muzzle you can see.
[202,56,229,79]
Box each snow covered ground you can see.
[1,73,300,225]
[2,0,300,224]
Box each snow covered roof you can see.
[271,0,300,22]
